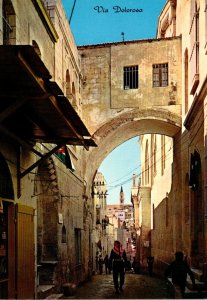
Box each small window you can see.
[123,65,138,89]
[61,225,67,243]
[152,63,168,87]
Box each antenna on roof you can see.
[121,32,125,42]
[69,0,77,24]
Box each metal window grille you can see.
[123,65,138,89]
[152,63,168,87]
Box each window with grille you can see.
[123,65,138,89]
[152,63,168,87]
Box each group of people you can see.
[98,240,197,298]
[95,253,111,275]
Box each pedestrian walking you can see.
[164,251,196,298]
[147,256,154,276]
[104,254,110,274]
[98,254,103,274]
[109,240,125,294]
[95,251,99,273]
[122,249,128,270]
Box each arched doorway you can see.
[81,107,181,274]
[189,149,203,266]
[0,152,14,298]
[82,107,181,191]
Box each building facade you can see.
[0,0,95,298]
[2,0,207,298]
[92,171,108,270]
[107,187,135,257]
[136,0,207,276]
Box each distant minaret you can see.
[120,186,125,206]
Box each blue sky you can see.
[62,0,166,45]
[62,0,166,203]
[99,137,140,204]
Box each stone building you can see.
[135,0,207,278]
[1,0,207,298]
[0,0,95,298]
[92,171,108,269]
[107,187,135,256]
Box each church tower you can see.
[120,186,124,207]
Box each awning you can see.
[0,45,96,182]
[0,45,96,149]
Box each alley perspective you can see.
[1,0,207,299]
[63,272,175,299]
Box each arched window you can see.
[184,49,189,114]
[66,70,71,98]
[0,152,14,199]
[61,225,67,243]
[189,0,199,95]
[32,40,41,58]
[3,0,16,45]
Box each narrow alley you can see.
[62,273,174,299]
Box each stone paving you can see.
[64,272,175,299]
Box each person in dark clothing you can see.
[147,256,154,276]
[109,240,125,293]
[165,251,196,298]
[122,250,129,270]
[98,255,103,274]
[104,254,110,274]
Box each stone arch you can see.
[83,107,181,195]
[0,152,14,199]
[3,0,16,45]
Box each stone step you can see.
[37,285,55,299]
[184,287,207,299]
[191,267,204,281]
[168,277,207,298]
[45,293,64,299]
[186,275,206,290]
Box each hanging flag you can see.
[96,240,102,250]
[55,146,75,170]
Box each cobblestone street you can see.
[65,273,174,299]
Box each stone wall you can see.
[79,37,182,134]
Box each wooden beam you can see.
[20,143,64,178]
[0,124,43,157]
[49,96,89,150]
[0,98,28,123]
[23,111,60,139]
[17,51,89,149]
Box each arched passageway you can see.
[83,107,181,192]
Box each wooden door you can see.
[16,204,35,299]
[8,203,15,298]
